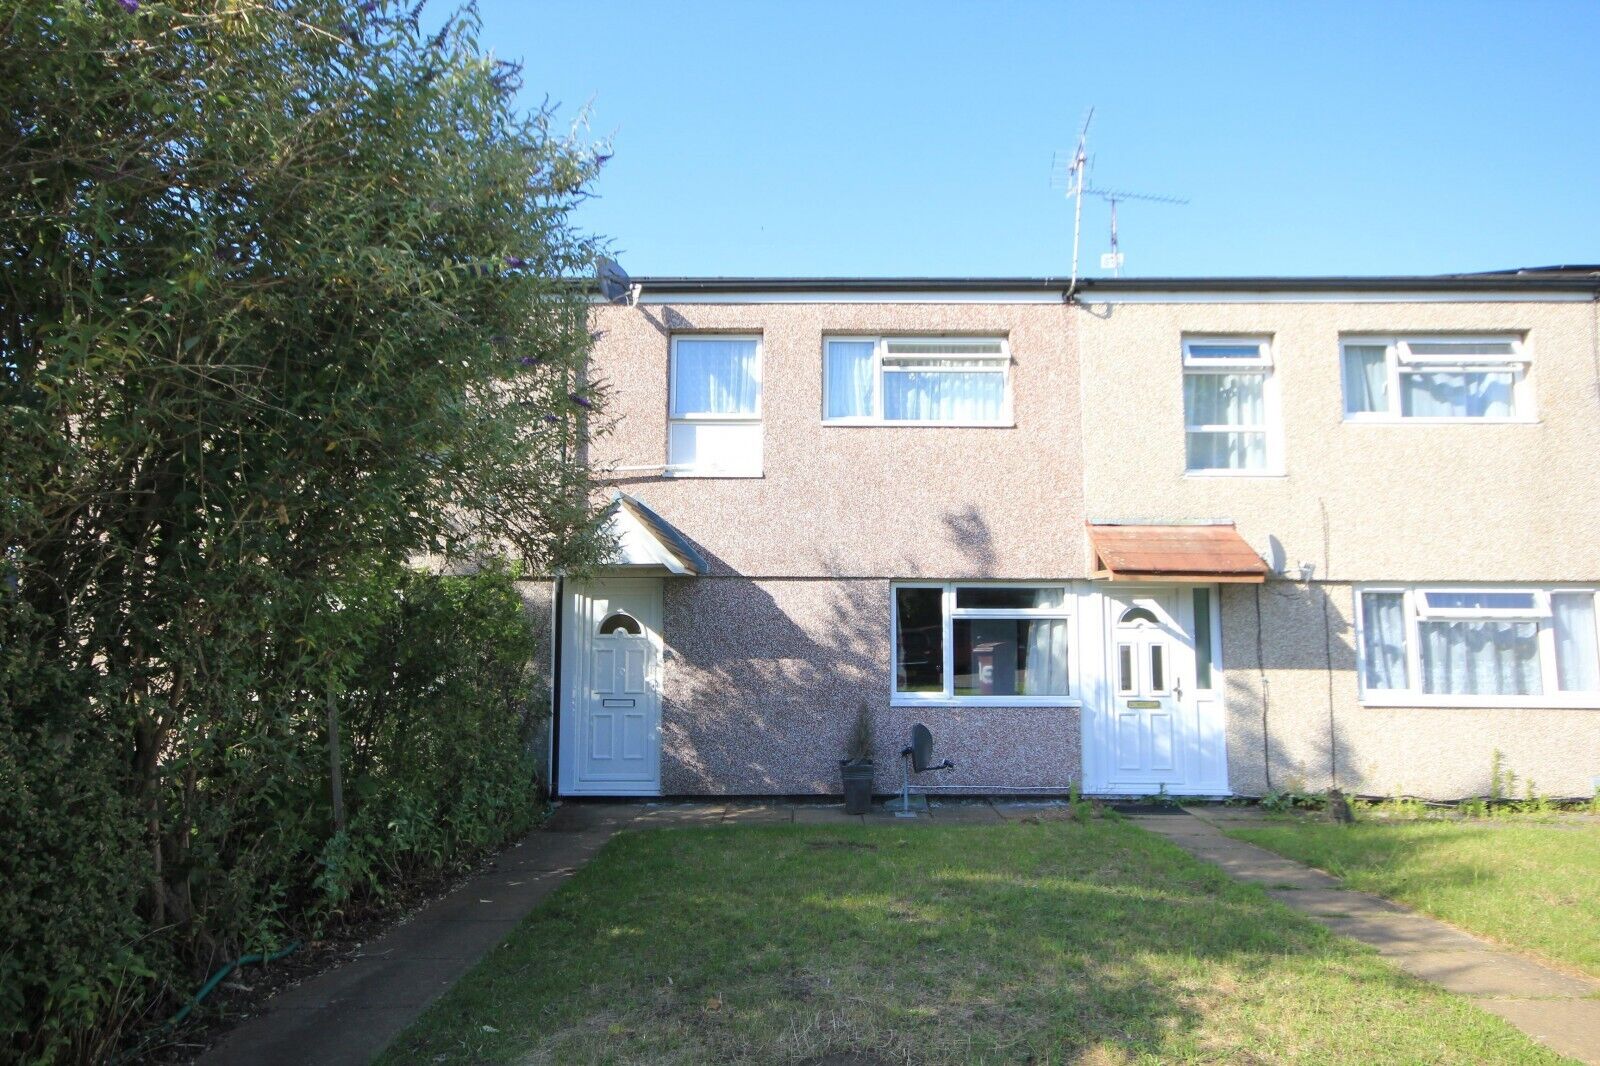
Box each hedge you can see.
[0,565,548,1062]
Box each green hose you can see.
[169,940,301,1027]
[114,940,301,1064]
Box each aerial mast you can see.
[1054,113,1188,289]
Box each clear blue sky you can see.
[477,0,1600,278]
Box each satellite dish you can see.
[909,723,936,772]
[596,257,634,304]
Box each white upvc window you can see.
[824,336,1011,426]
[668,335,762,476]
[891,583,1076,706]
[1355,585,1600,708]
[1181,336,1280,474]
[1341,335,1532,422]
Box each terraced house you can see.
[552,268,1600,802]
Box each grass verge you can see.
[381,819,1568,1065]
[1229,815,1600,978]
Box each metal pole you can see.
[327,689,345,833]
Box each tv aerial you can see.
[1052,109,1188,291]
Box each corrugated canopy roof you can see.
[1088,522,1268,583]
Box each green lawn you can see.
[1229,815,1600,979]
[379,818,1566,1065]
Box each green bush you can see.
[315,565,545,916]
[0,565,548,1062]
[1,0,607,1058]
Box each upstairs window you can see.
[1342,336,1530,421]
[1182,337,1278,474]
[669,336,762,476]
[824,337,1010,425]
[1357,586,1600,705]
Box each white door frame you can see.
[559,576,664,796]
[1082,584,1229,796]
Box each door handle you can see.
[1174,678,1183,701]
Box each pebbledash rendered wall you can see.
[1078,296,1600,799]
[587,299,1087,795]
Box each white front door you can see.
[1087,587,1228,796]
[560,579,663,796]
[1106,590,1188,788]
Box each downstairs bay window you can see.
[893,584,1074,705]
[1356,587,1600,707]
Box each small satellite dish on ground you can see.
[596,257,639,305]
[893,722,955,817]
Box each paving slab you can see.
[929,800,1005,823]
[1474,997,1600,1064]
[1131,807,1600,1065]
[718,802,795,825]
[793,805,864,825]
[198,803,642,1066]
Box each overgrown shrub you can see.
[1,0,608,1058]
[314,564,545,916]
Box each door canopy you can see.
[600,492,707,576]
[1088,521,1268,583]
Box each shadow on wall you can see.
[659,547,889,795]
[1226,581,1360,799]
[941,506,996,573]
[653,506,1055,796]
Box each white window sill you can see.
[1183,469,1287,479]
[891,697,1083,709]
[1341,417,1540,426]
[662,470,764,479]
[822,420,1015,429]
[1359,694,1600,710]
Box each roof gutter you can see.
[626,274,1600,299]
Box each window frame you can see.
[1339,334,1533,424]
[667,333,764,478]
[822,335,1013,427]
[890,582,1079,707]
[1353,584,1600,708]
[1180,335,1282,477]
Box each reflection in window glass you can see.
[953,618,1070,698]
[894,587,944,694]
[1422,591,1537,612]
[1400,371,1515,418]
[1149,644,1166,692]
[598,612,641,636]
[1117,644,1134,693]
[1419,620,1541,696]
[955,586,1067,610]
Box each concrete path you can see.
[1130,807,1600,1065]
[198,803,640,1066]
[193,798,1005,1065]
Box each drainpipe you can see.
[548,574,563,797]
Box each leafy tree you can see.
[0,0,609,1057]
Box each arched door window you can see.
[1117,606,1160,628]
[598,611,642,636]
